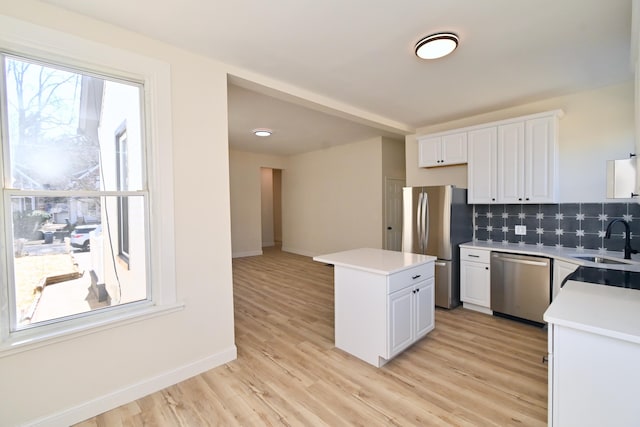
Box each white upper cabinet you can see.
[418,136,441,167]
[525,116,558,203]
[418,132,467,167]
[467,110,562,204]
[467,127,497,203]
[497,122,525,203]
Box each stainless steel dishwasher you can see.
[490,252,551,324]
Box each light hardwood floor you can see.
[77,247,548,426]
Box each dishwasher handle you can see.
[493,254,549,267]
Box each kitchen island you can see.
[313,248,436,367]
[544,280,640,426]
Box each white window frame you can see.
[0,16,179,355]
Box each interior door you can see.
[385,177,405,251]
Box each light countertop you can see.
[464,240,640,342]
[313,248,436,275]
[460,240,640,272]
[544,280,640,344]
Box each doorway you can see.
[261,167,282,247]
[385,177,405,251]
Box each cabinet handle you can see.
[518,198,522,201]
[416,288,420,292]
[525,197,530,201]
[412,274,421,280]
[542,355,548,364]
[491,198,496,201]
[485,267,489,270]
[468,254,479,258]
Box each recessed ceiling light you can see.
[415,32,459,60]
[252,128,273,137]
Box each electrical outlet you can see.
[515,225,526,235]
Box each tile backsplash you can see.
[473,203,640,252]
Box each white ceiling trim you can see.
[227,70,414,137]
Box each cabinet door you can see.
[467,127,497,203]
[418,136,442,167]
[552,260,578,300]
[414,278,435,339]
[441,132,467,165]
[388,286,414,357]
[497,122,525,203]
[526,116,557,203]
[460,260,490,308]
[552,325,640,426]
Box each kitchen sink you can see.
[570,255,631,265]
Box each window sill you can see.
[0,302,184,358]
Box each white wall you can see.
[230,138,404,258]
[407,81,635,202]
[98,80,146,304]
[0,3,236,425]
[381,137,406,181]
[282,137,384,256]
[229,150,287,257]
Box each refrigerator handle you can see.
[423,192,429,252]
[416,191,423,252]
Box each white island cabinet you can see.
[313,248,436,367]
[544,281,640,426]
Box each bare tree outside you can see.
[6,57,102,192]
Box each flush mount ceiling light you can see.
[415,32,459,60]
[252,128,273,137]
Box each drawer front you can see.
[388,263,433,294]
[460,247,490,263]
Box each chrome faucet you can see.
[605,219,638,260]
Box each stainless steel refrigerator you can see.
[402,185,473,308]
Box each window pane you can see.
[4,57,144,191]
[11,195,147,328]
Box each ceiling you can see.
[41,0,635,156]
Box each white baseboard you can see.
[280,246,316,257]
[232,250,262,258]
[29,345,237,427]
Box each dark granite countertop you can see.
[563,266,640,290]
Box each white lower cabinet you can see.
[460,247,492,314]
[552,260,579,300]
[548,324,640,426]
[388,278,435,358]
